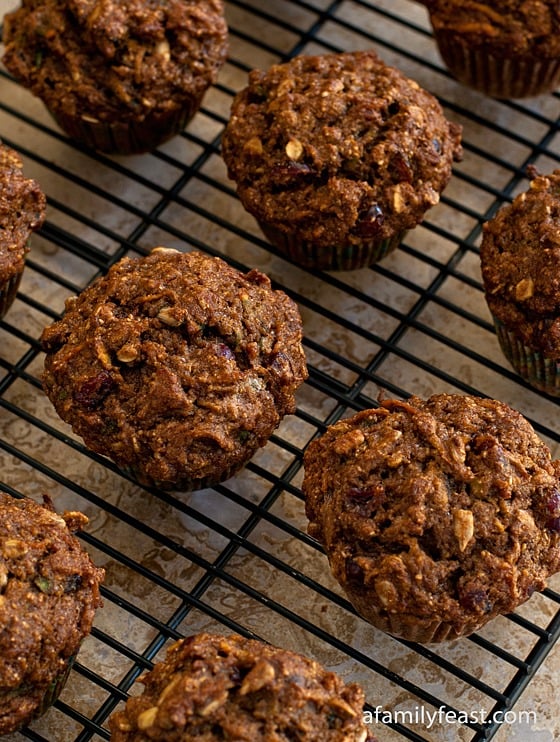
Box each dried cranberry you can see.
[355,204,384,238]
[271,161,314,185]
[216,343,235,361]
[390,152,413,183]
[458,587,492,614]
[547,516,560,533]
[345,559,364,583]
[74,370,115,410]
[347,484,384,506]
[547,489,560,514]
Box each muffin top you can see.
[2,0,228,121]
[303,394,560,632]
[221,51,462,249]
[41,249,308,489]
[0,492,104,734]
[480,169,560,356]
[0,143,46,277]
[108,633,372,741]
[421,1,560,57]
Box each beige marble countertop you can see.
[1,1,559,740]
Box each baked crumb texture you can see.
[222,50,462,270]
[303,394,560,642]
[41,249,308,490]
[2,0,228,152]
[421,1,560,98]
[480,169,560,394]
[0,492,104,734]
[0,142,46,316]
[108,633,374,741]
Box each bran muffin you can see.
[41,248,308,490]
[0,491,104,734]
[2,0,228,154]
[108,632,375,741]
[421,1,560,98]
[221,50,462,271]
[303,394,560,643]
[480,169,560,396]
[0,143,46,318]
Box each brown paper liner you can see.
[433,33,560,98]
[258,221,406,271]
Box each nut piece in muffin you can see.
[3,0,228,154]
[41,248,308,490]
[0,143,46,318]
[421,1,560,98]
[480,168,560,396]
[108,632,374,741]
[0,491,104,734]
[303,394,560,642]
[222,50,462,271]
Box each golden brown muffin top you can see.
[0,492,104,734]
[2,0,228,120]
[0,143,46,275]
[108,633,374,741]
[422,1,560,57]
[304,394,560,631]
[480,169,560,355]
[41,249,308,489]
[222,51,462,250]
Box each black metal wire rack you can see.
[1,1,560,740]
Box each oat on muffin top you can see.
[421,1,560,57]
[480,169,560,355]
[2,0,228,121]
[0,492,104,734]
[0,143,46,277]
[108,633,373,741]
[221,51,462,249]
[304,394,560,627]
[41,249,308,489]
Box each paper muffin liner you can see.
[8,652,77,733]
[258,221,406,271]
[432,32,560,99]
[120,458,249,492]
[36,652,77,718]
[347,590,484,643]
[493,317,560,396]
[0,269,24,320]
[48,95,204,154]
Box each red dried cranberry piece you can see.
[458,587,492,614]
[271,161,314,185]
[547,489,560,514]
[74,370,115,410]
[347,484,384,504]
[355,204,384,238]
[345,559,364,584]
[216,343,235,361]
[547,516,560,533]
[390,152,413,183]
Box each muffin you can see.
[41,248,308,490]
[303,394,560,643]
[0,491,104,734]
[421,1,560,98]
[0,143,46,318]
[108,632,374,741]
[221,50,462,271]
[480,169,560,395]
[2,0,228,154]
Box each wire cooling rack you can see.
[1,1,560,740]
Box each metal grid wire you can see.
[1,1,560,740]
